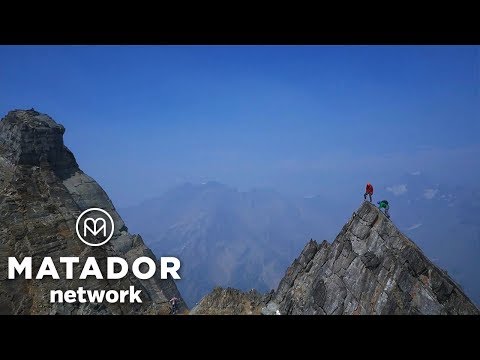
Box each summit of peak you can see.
[266,200,479,314]
[0,109,77,174]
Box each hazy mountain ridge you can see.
[120,182,346,306]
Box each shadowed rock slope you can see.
[0,109,185,314]
[195,201,479,315]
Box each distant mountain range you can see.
[119,182,347,306]
[120,177,480,307]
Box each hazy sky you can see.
[1,45,478,206]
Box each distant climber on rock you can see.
[364,183,374,202]
[169,296,179,315]
[377,200,390,218]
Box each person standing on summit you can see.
[364,183,374,202]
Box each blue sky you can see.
[1,45,478,206]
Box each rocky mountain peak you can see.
[266,201,479,314]
[0,110,185,314]
[0,109,77,174]
[194,201,479,315]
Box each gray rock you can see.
[360,251,381,270]
[191,287,267,315]
[0,109,77,177]
[0,110,186,315]
[268,202,478,314]
[261,301,280,315]
[198,201,479,315]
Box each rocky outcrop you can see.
[0,109,185,314]
[191,287,272,315]
[195,201,478,315]
[0,109,77,178]
[265,202,479,315]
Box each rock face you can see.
[265,202,479,314]
[191,287,272,315]
[195,201,479,315]
[0,109,185,314]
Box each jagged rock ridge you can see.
[195,201,479,315]
[190,287,272,315]
[0,109,185,314]
[270,201,479,314]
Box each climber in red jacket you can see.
[364,183,374,202]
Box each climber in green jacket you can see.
[377,200,390,218]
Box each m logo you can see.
[76,208,115,247]
[84,218,107,237]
